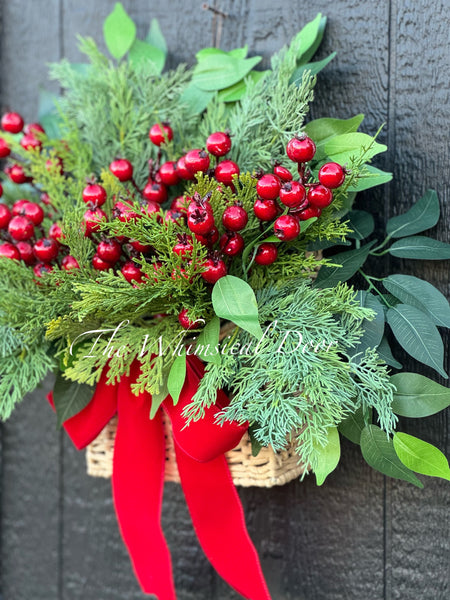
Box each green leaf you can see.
[386,304,447,378]
[304,114,364,152]
[167,351,186,406]
[346,210,375,240]
[146,19,167,56]
[129,39,165,73]
[297,13,327,64]
[38,88,59,120]
[360,425,423,487]
[377,336,402,369]
[192,55,262,91]
[179,83,214,115]
[307,238,351,251]
[389,236,450,260]
[383,274,450,328]
[103,2,136,60]
[249,424,263,457]
[352,292,385,357]
[390,373,450,417]
[195,316,221,365]
[228,46,248,60]
[291,52,336,84]
[393,432,450,481]
[150,380,169,419]
[315,426,340,485]
[313,240,376,288]
[212,275,263,339]
[338,407,371,445]
[40,114,61,140]
[217,70,268,103]
[386,190,439,238]
[52,371,94,428]
[349,165,393,192]
[324,132,387,166]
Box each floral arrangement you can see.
[0,4,448,599]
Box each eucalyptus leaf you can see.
[195,316,221,365]
[38,88,59,120]
[352,292,385,358]
[377,336,402,369]
[52,371,94,428]
[314,426,340,485]
[360,425,423,487]
[313,240,376,288]
[383,274,450,328]
[390,373,450,417]
[212,275,263,339]
[389,236,450,260]
[304,114,364,153]
[167,351,186,405]
[346,210,375,240]
[386,304,447,378]
[146,19,167,56]
[307,239,351,251]
[393,433,450,481]
[324,133,387,166]
[349,165,393,192]
[217,70,268,103]
[180,83,214,115]
[291,52,336,84]
[338,407,371,445]
[192,55,262,92]
[103,2,136,60]
[386,190,439,238]
[297,13,327,64]
[129,39,165,73]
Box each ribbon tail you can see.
[174,444,271,600]
[112,362,176,600]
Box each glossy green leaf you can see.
[179,83,214,115]
[383,274,450,328]
[346,210,375,240]
[103,2,136,60]
[195,317,221,365]
[386,304,447,378]
[192,55,262,92]
[129,39,165,72]
[228,46,248,59]
[315,426,340,485]
[377,336,402,369]
[353,292,385,358]
[291,52,336,84]
[212,275,263,339]
[324,133,387,166]
[390,373,450,417]
[146,19,167,56]
[313,240,376,288]
[304,114,364,152]
[53,371,94,428]
[386,190,439,238]
[217,70,268,102]
[150,380,169,419]
[167,351,186,405]
[389,236,450,260]
[349,165,393,192]
[297,13,327,64]
[338,407,371,445]
[393,432,450,481]
[38,88,59,119]
[360,425,423,487]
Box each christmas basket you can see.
[1,5,449,600]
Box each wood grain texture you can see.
[0,1,448,599]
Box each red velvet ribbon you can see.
[48,355,271,600]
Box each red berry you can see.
[206,131,232,157]
[158,161,180,186]
[1,112,24,134]
[9,164,28,184]
[164,209,184,224]
[33,238,59,262]
[296,206,322,220]
[178,308,202,330]
[0,242,20,260]
[201,257,227,284]
[82,184,107,206]
[0,138,11,158]
[20,133,42,151]
[318,162,346,189]
[173,234,194,257]
[92,254,112,271]
[279,181,307,208]
[20,201,44,225]
[141,200,162,218]
[256,174,281,201]
[307,185,333,208]
[110,159,133,182]
[8,215,34,241]
[195,226,219,246]
[186,194,213,217]
[33,263,54,278]
[16,241,35,265]
[222,204,248,231]
[113,201,139,223]
[61,255,80,271]
[45,157,63,175]
[176,156,195,180]
[184,149,210,174]
[12,199,30,216]
[253,198,279,221]
[130,240,152,253]
[49,222,64,242]
[255,242,278,265]
[24,123,45,136]
[0,183,2,197]
[273,164,293,182]
[219,232,244,256]
[0,204,11,229]
[187,208,215,235]
[40,192,52,206]
[215,160,240,185]
[171,196,188,213]
[142,181,168,204]
[97,239,122,264]
[149,123,173,146]
[286,135,316,163]
[121,261,145,284]
[273,214,300,241]
[83,208,107,236]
